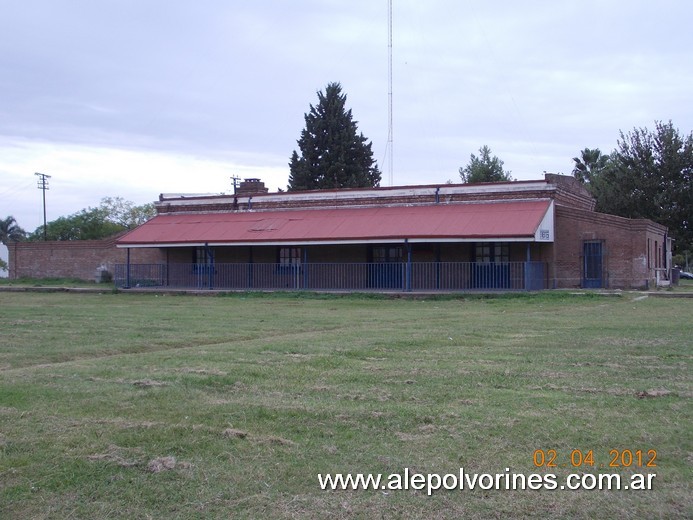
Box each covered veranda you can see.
[115,200,554,292]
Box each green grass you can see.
[0,277,100,287]
[674,278,693,291]
[0,292,690,519]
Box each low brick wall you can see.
[8,235,163,281]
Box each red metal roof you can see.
[117,200,551,246]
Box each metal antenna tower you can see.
[387,0,393,186]
[35,172,51,241]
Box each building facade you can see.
[107,175,669,291]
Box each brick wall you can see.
[155,175,596,215]
[8,234,163,281]
[9,175,667,289]
[553,206,667,289]
[155,189,561,215]
[544,174,595,211]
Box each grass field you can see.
[0,291,691,519]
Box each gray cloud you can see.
[1,0,692,231]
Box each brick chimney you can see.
[236,178,269,196]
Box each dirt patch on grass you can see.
[178,367,227,376]
[538,371,571,379]
[132,379,167,388]
[418,424,437,434]
[86,376,168,388]
[208,397,233,405]
[636,388,672,399]
[221,428,296,447]
[258,435,296,447]
[88,444,144,468]
[537,384,642,397]
[89,446,191,474]
[147,456,177,473]
[9,319,45,326]
[285,352,312,359]
[91,418,161,429]
[339,391,392,402]
[602,338,672,348]
[222,428,248,439]
[175,367,228,376]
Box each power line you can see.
[0,177,35,199]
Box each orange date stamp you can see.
[533,449,657,469]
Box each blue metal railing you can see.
[114,261,548,291]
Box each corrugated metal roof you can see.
[117,200,551,247]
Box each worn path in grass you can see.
[0,292,691,519]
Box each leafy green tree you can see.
[572,148,612,184]
[99,197,155,228]
[28,207,123,241]
[0,216,26,244]
[288,82,381,191]
[585,121,693,252]
[459,146,513,183]
[27,198,155,241]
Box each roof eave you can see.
[116,235,542,248]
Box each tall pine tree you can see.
[458,146,512,184]
[288,82,381,191]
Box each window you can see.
[373,246,402,263]
[475,242,509,263]
[476,244,491,263]
[192,246,214,276]
[194,246,213,264]
[279,247,301,266]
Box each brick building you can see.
[9,175,670,290]
[109,174,669,291]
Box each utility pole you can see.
[230,175,240,195]
[35,172,51,241]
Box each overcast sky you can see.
[1,0,692,235]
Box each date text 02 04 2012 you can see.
[533,449,657,469]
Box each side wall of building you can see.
[553,206,667,289]
[8,236,163,281]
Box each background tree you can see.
[99,197,155,228]
[28,207,123,241]
[459,145,513,183]
[571,148,612,184]
[571,148,626,216]
[580,121,693,254]
[0,216,26,244]
[27,198,155,241]
[288,82,381,191]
